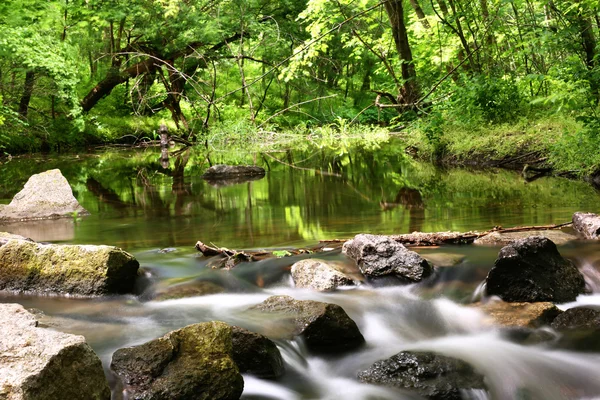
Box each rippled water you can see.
[2,142,600,399]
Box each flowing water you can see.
[2,141,600,399]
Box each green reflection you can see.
[0,141,599,250]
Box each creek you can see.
[1,141,600,399]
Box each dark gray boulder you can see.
[0,303,110,400]
[202,165,265,178]
[0,236,140,296]
[290,259,357,291]
[249,295,365,353]
[572,212,600,239]
[231,326,285,379]
[358,351,486,400]
[551,307,600,330]
[485,236,586,303]
[342,234,433,282]
[0,169,89,222]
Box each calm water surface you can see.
[2,142,600,399]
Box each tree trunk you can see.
[409,0,431,29]
[436,0,449,16]
[384,0,420,106]
[18,71,35,119]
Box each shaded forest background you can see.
[1,0,600,172]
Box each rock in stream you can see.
[249,295,365,353]
[0,169,89,222]
[111,321,284,400]
[572,212,600,239]
[0,235,139,296]
[358,351,486,400]
[343,234,433,283]
[0,303,110,400]
[485,236,586,303]
[290,258,357,291]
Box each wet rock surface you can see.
[152,280,226,301]
[231,326,285,379]
[0,303,110,400]
[249,295,365,353]
[290,259,357,291]
[485,237,586,303]
[551,307,600,330]
[0,236,139,296]
[0,169,89,222]
[111,321,245,400]
[475,301,562,328]
[358,351,486,400]
[572,212,600,239]
[343,234,433,282]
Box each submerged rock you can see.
[485,236,586,303]
[474,230,577,246]
[572,212,600,239]
[551,307,600,330]
[0,303,110,400]
[202,164,266,178]
[0,169,89,222]
[290,259,357,291]
[249,295,365,353]
[358,351,486,400]
[152,280,225,301]
[342,234,433,283]
[111,321,284,399]
[0,236,139,296]
[474,301,562,328]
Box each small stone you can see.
[551,307,600,330]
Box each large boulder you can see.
[249,295,365,353]
[572,212,600,239]
[0,169,89,222]
[358,351,486,400]
[0,303,110,400]
[111,321,284,399]
[342,234,433,282]
[290,259,357,291]
[0,236,139,296]
[485,237,586,303]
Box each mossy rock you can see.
[0,237,139,296]
[111,321,285,399]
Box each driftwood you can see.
[195,222,573,268]
[194,240,319,269]
[320,222,573,247]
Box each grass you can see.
[404,114,600,176]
